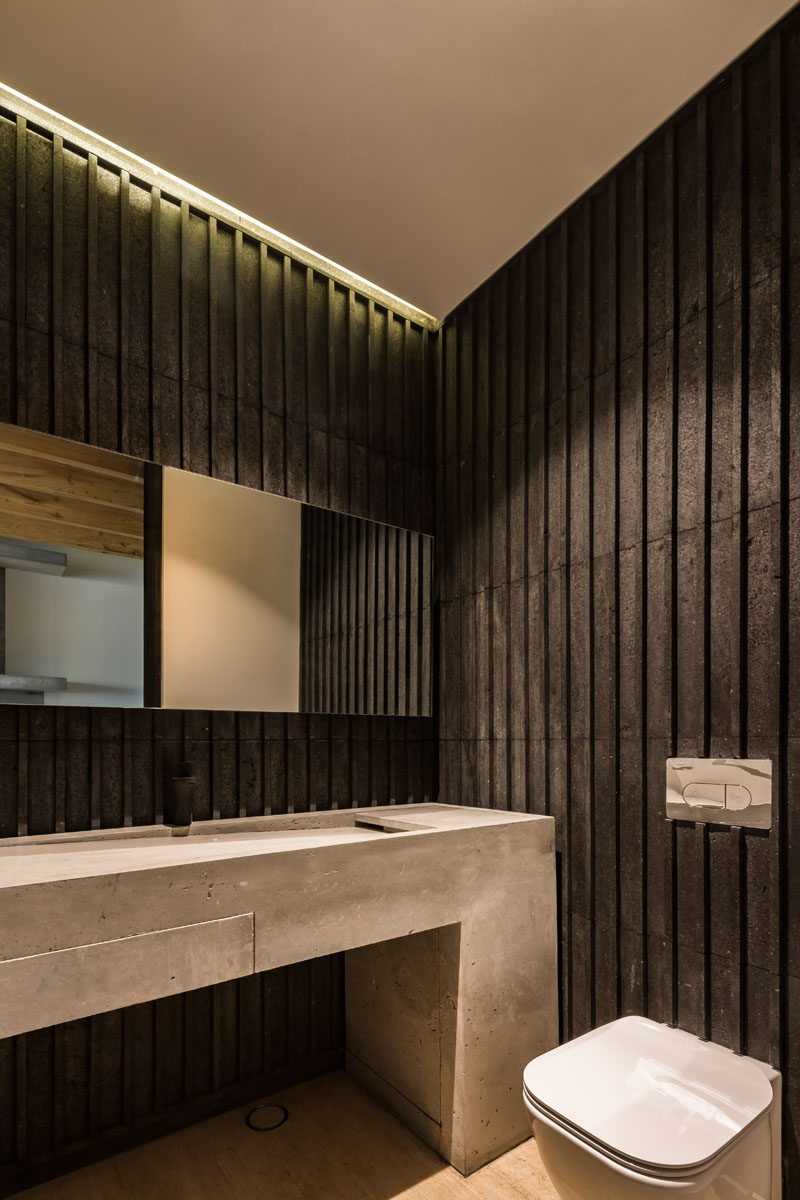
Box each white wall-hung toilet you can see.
[522,1016,781,1200]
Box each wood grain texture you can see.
[438,15,800,1194]
[0,99,436,1195]
[0,424,144,557]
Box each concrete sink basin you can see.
[0,803,557,1176]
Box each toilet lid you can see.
[523,1016,773,1173]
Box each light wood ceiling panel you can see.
[0,424,144,558]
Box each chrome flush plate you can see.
[666,758,772,830]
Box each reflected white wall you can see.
[5,546,143,706]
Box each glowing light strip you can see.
[0,81,439,330]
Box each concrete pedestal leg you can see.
[345,864,557,1177]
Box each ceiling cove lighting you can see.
[0,81,438,332]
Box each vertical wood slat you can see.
[592,182,619,1026]
[233,229,244,488]
[148,186,160,464]
[774,20,791,1093]
[0,104,436,1194]
[118,172,130,458]
[15,116,26,429]
[558,217,575,1036]
[51,134,63,438]
[743,40,783,1070]
[207,216,218,490]
[282,254,292,448]
[583,200,599,1029]
[735,56,752,1056]
[179,200,190,468]
[303,267,314,504]
[339,515,349,713]
[298,508,431,717]
[707,69,743,1052]
[696,90,713,1041]
[664,119,681,1031]
[86,154,98,444]
[634,152,648,1017]
[436,15,797,1195]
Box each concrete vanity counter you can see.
[0,803,557,1174]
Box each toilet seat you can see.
[523,1016,773,1178]
[522,1083,753,1181]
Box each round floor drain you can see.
[245,1102,289,1132]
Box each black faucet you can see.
[164,761,197,834]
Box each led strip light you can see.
[0,80,439,331]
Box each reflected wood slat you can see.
[0,448,143,511]
[0,425,143,480]
[0,513,142,559]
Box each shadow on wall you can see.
[436,16,796,1189]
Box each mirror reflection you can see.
[0,424,144,706]
[156,467,304,713]
[300,506,432,717]
[0,422,433,716]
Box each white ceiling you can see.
[0,0,793,317]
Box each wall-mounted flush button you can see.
[725,784,751,811]
[666,759,771,829]
[682,783,725,808]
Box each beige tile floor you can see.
[21,1070,559,1200]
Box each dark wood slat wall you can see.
[0,106,436,1195]
[438,15,800,1191]
[299,507,432,716]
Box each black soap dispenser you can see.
[165,761,197,835]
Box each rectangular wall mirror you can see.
[0,422,432,716]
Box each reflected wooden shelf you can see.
[0,674,68,704]
[0,538,67,576]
